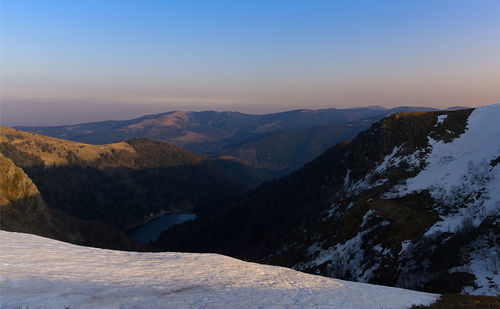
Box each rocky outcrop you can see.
[0,153,53,235]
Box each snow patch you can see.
[344,146,402,196]
[450,233,500,296]
[297,221,390,283]
[360,209,375,228]
[435,114,448,127]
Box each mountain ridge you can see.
[14,106,440,172]
[156,105,500,296]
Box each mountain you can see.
[365,105,388,111]
[0,230,440,309]
[0,153,144,250]
[447,106,471,111]
[218,120,374,171]
[156,104,500,296]
[13,108,388,147]
[15,107,438,172]
[0,127,275,230]
[216,107,442,172]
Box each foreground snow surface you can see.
[0,231,438,309]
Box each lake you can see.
[128,213,196,244]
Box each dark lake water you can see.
[128,213,196,244]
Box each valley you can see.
[156,105,500,296]
[128,212,196,244]
[0,153,145,251]
[1,105,498,308]
[3,2,498,307]
[0,127,274,230]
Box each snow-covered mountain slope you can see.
[157,104,500,295]
[383,103,500,235]
[0,231,438,309]
[295,103,500,295]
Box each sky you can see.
[1,0,500,126]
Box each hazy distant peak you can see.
[365,105,387,111]
[446,106,471,110]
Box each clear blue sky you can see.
[1,0,500,125]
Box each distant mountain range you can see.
[156,105,500,296]
[16,106,444,172]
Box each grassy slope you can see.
[0,126,135,165]
[412,294,500,309]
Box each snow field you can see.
[0,231,439,309]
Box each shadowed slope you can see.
[0,153,145,250]
[0,128,275,230]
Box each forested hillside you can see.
[0,127,274,230]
